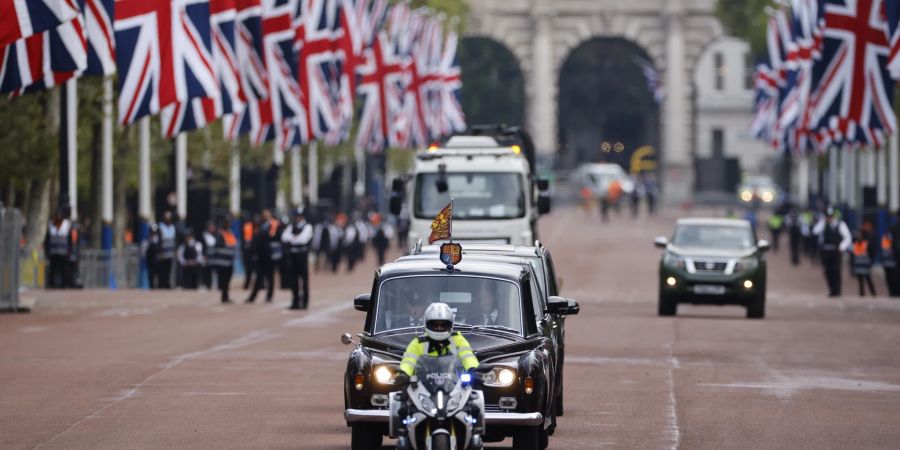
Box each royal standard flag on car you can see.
[429,200,453,244]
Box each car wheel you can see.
[350,424,382,450]
[658,291,677,316]
[512,426,540,450]
[555,360,564,417]
[747,292,765,319]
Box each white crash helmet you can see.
[423,302,454,341]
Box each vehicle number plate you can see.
[693,284,726,295]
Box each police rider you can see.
[395,303,481,449]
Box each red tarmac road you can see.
[2,207,900,449]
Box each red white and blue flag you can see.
[0,0,80,48]
[809,0,895,149]
[84,0,116,76]
[434,30,465,137]
[259,0,303,149]
[0,10,86,96]
[296,0,344,144]
[356,26,403,152]
[884,0,900,79]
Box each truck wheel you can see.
[747,292,765,319]
[658,291,677,316]
[350,424,382,450]
[512,426,540,450]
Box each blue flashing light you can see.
[460,373,472,384]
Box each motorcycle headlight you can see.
[419,393,436,413]
[740,190,753,202]
[734,257,758,273]
[446,392,462,412]
[663,252,687,270]
[482,367,517,387]
[374,365,396,385]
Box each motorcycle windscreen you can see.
[416,355,462,393]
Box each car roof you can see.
[675,218,751,227]
[377,259,527,282]
[412,243,545,258]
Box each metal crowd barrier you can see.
[78,247,142,289]
[0,208,23,310]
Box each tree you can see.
[715,0,775,58]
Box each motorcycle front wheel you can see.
[431,433,451,450]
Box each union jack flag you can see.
[355,27,403,152]
[810,0,895,148]
[0,11,86,96]
[296,0,344,143]
[84,0,116,76]
[400,10,436,148]
[434,30,464,136]
[222,0,268,140]
[885,0,900,79]
[260,0,303,149]
[751,63,779,143]
[0,0,80,48]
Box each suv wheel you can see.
[747,292,765,319]
[658,290,677,316]
[512,426,540,450]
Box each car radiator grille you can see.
[693,260,727,273]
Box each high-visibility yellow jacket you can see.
[399,332,479,376]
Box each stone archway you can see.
[465,0,723,202]
[458,37,526,127]
[556,37,660,172]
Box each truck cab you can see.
[391,130,551,246]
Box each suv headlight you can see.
[734,257,758,273]
[663,252,687,270]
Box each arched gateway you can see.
[465,0,722,203]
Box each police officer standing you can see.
[209,219,238,303]
[245,209,283,303]
[201,222,218,289]
[157,212,178,289]
[813,207,852,297]
[282,207,312,310]
[177,230,204,289]
[45,209,71,288]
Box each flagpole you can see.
[891,132,900,212]
[309,140,319,207]
[354,144,365,199]
[229,141,240,218]
[138,117,152,223]
[274,143,286,213]
[290,144,302,207]
[176,133,188,222]
[101,78,114,251]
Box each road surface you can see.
[2,206,900,449]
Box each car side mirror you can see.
[537,193,551,215]
[340,333,358,346]
[654,236,669,249]
[547,296,580,315]
[757,240,770,252]
[353,293,371,312]
[536,178,550,192]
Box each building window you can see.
[744,52,753,91]
[714,53,725,91]
[712,128,724,159]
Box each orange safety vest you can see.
[223,230,237,247]
[882,236,893,251]
[268,219,280,237]
[853,241,868,256]
[243,222,254,242]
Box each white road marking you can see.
[19,326,48,333]
[665,347,681,450]
[699,376,900,398]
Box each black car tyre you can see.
[513,425,540,450]
[431,433,450,450]
[658,290,677,316]
[554,359,564,417]
[747,292,765,319]
[350,424,382,450]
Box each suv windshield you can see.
[672,225,755,250]
[374,276,523,334]
[414,172,525,220]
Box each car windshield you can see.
[374,275,523,334]
[414,172,525,220]
[672,225,755,250]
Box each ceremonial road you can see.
[3,207,900,449]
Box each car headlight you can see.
[374,365,395,384]
[739,190,753,202]
[734,257,758,273]
[482,367,517,387]
[760,190,775,203]
[663,252,687,270]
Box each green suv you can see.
[655,218,769,319]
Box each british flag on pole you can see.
[435,30,464,137]
[884,0,900,79]
[356,23,404,152]
[223,0,269,140]
[0,9,86,96]
[84,0,116,76]
[259,0,304,149]
[0,0,80,48]
[809,0,895,149]
[296,0,345,143]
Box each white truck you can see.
[390,129,551,246]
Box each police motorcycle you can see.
[389,355,488,450]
